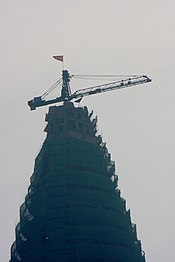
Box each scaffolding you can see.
[10,102,146,262]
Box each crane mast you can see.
[28,70,151,110]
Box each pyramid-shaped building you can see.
[10,102,146,262]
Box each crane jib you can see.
[71,75,151,100]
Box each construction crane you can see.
[28,69,152,110]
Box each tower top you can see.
[44,102,98,144]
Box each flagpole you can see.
[53,55,64,73]
[62,59,64,70]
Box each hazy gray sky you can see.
[1,1,175,261]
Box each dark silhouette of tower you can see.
[10,102,146,262]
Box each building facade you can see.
[10,102,145,262]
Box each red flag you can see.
[53,55,63,62]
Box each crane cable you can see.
[41,78,62,99]
[72,74,140,81]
